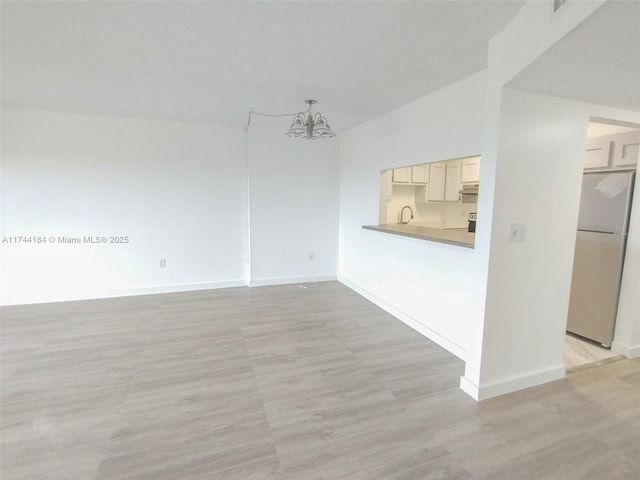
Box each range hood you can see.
[459,184,479,195]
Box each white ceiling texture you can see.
[1,0,527,132]
[509,0,640,114]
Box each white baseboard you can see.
[338,275,467,361]
[2,276,340,306]
[460,364,566,401]
[611,341,640,358]
[1,280,248,306]
[249,274,336,287]
[112,280,248,297]
[459,376,482,400]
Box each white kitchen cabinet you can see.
[445,160,462,202]
[584,137,611,169]
[392,167,410,183]
[412,165,429,184]
[416,160,462,203]
[612,131,640,167]
[426,162,446,201]
[460,156,480,184]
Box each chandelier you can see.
[285,100,335,140]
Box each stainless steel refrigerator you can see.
[566,170,635,347]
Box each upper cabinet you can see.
[426,162,446,201]
[584,137,611,169]
[392,167,411,183]
[612,131,640,167]
[416,159,462,203]
[411,165,429,184]
[585,132,639,170]
[460,156,481,184]
[444,160,461,202]
[389,156,479,204]
[392,165,430,184]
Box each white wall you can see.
[464,91,640,400]
[247,118,340,286]
[471,90,591,398]
[339,0,640,400]
[613,160,640,358]
[338,71,486,359]
[461,0,640,399]
[1,108,248,305]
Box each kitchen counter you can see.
[362,223,475,248]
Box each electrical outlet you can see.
[159,258,167,268]
[308,252,315,260]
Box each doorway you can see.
[563,119,640,370]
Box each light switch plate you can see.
[510,223,526,242]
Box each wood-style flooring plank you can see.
[1,282,639,479]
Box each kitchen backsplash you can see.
[387,188,477,226]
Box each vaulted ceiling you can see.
[1,1,526,132]
[509,0,640,113]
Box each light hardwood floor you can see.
[563,333,621,371]
[1,281,639,479]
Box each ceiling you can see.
[508,0,640,114]
[1,0,525,132]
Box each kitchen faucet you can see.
[399,205,414,224]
